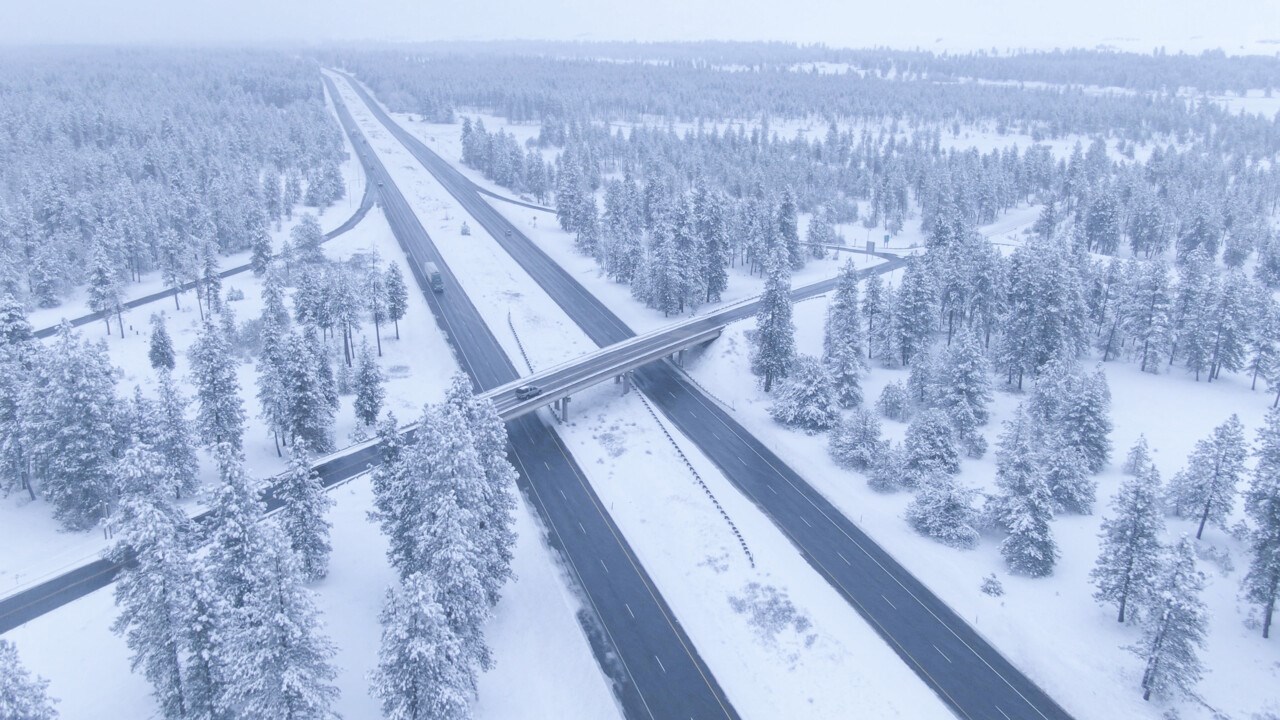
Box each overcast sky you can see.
[4,0,1278,54]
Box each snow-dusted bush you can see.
[905,472,980,549]
[876,381,912,422]
[828,408,885,471]
[980,575,1004,597]
[769,355,839,433]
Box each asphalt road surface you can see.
[339,70,1074,720]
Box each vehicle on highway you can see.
[505,228,512,237]
[377,181,384,187]
[423,261,444,293]
[514,385,541,400]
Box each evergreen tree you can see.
[1134,537,1207,701]
[443,375,518,608]
[0,294,33,347]
[111,450,194,720]
[751,244,796,392]
[369,572,474,720]
[21,323,119,529]
[828,407,885,472]
[1207,269,1251,381]
[367,264,388,356]
[88,243,124,338]
[189,317,246,452]
[1167,414,1247,539]
[218,518,339,720]
[154,369,201,499]
[1124,259,1174,373]
[905,472,980,549]
[256,271,293,455]
[1244,407,1280,637]
[903,409,961,484]
[370,411,430,580]
[892,257,935,366]
[249,224,272,277]
[862,274,886,360]
[937,331,992,452]
[992,409,1059,577]
[385,263,409,340]
[206,443,268,609]
[276,442,333,583]
[1059,367,1113,475]
[777,188,803,270]
[768,355,840,432]
[354,338,387,428]
[876,381,912,422]
[291,214,325,266]
[822,260,867,407]
[1092,462,1165,623]
[149,315,176,371]
[1123,435,1154,476]
[284,331,336,453]
[1040,435,1096,515]
[0,639,58,720]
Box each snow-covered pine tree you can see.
[354,338,387,428]
[937,331,991,422]
[21,323,120,529]
[750,243,796,392]
[149,315,176,371]
[769,355,840,433]
[777,187,803,270]
[290,214,325,266]
[862,274,886,360]
[876,381,912,422]
[828,407,885,472]
[206,443,269,609]
[1166,414,1247,538]
[905,471,980,549]
[1123,435,1153,476]
[892,257,936,366]
[1208,269,1252,381]
[154,369,200,499]
[1040,435,1096,514]
[1133,537,1207,701]
[181,565,226,720]
[992,408,1059,576]
[275,441,333,583]
[284,330,336,453]
[189,317,246,452]
[249,222,272,277]
[370,411,427,580]
[903,409,961,485]
[218,517,339,720]
[1169,248,1216,378]
[1059,367,1113,476]
[88,242,123,338]
[694,184,730,303]
[366,264,388,356]
[1244,406,1280,637]
[1124,259,1174,373]
[369,572,475,720]
[0,639,57,720]
[822,260,867,407]
[443,375,518,608]
[385,263,409,340]
[111,445,194,720]
[0,294,33,348]
[1092,462,1165,623]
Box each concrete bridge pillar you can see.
[622,372,631,396]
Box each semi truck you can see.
[424,261,444,293]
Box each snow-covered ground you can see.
[684,277,1280,720]
[332,73,955,717]
[4,149,619,720]
[5,471,620,720]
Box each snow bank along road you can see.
[337,69,1074,720]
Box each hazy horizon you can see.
[5,0,1279,55]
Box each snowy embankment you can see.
[333,73,953,718]
[4,181,620,720]
[685,281,1280,720]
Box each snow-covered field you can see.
[683,281,1280,720]
[332,72,956,717]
